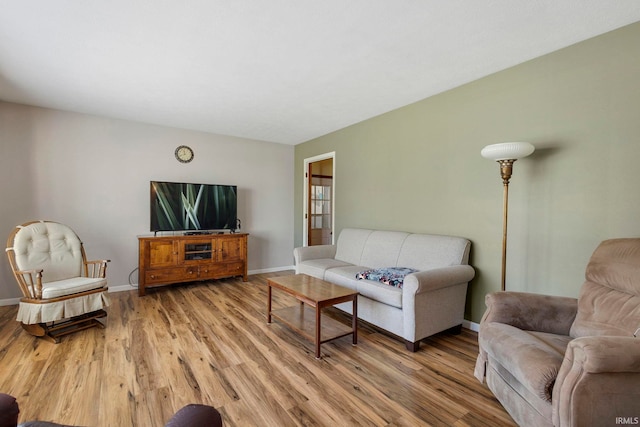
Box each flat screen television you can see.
[150,181,237,232]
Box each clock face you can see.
[175,145,194,163]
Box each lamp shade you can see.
[481,142,535,161]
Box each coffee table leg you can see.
[315,306,321,359]
[352,296,358,345]
[267,284,272,323]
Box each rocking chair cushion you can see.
[39,277,107,299]
[11,222,84,282]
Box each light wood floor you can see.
[0,272,515,427]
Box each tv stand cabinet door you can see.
[217,236,243,262]
[145,239,178,268]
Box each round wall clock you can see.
[175,145,194,163]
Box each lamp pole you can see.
[481,142,535,292]
[498,159,515,292]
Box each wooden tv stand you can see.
[138,233,248,296]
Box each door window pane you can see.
[310,184,331,230]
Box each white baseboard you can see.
[463,320,480,332]
[0,297,21,306]
[109,285,138,293]
[248,265,295,275]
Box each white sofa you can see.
[294,228,475,351]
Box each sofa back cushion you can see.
[335,228,374,265]
[334,228,471,270]
[397,234,471,270]
[360,231,409,268]
[570,238,640,338]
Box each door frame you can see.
[303,152,335,246]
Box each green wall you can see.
[294,22,640,324]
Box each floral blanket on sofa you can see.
[355,267,418,288]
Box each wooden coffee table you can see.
[267,274,358,359]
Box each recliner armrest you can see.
[482,291,577,335]
[568,335,640,373]
[293,245,336,264]
[402,265,475,294]
[553,336,640,426]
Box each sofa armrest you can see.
[402,265,475,294]
[293,245,336,264]
[553,336,640,426]
[482,291,578,336]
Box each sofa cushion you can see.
[326,265,403,308]
[480,322,571,402]
[296,258,352,280]
[355,267,418,288]
[356,279,403,309]
[324,266,363,291]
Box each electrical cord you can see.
[128,267,139,288]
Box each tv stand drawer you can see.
[220,261,245,277]
[146,267,198,285]
[198,261,245,279]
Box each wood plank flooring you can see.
[0,272,516,426]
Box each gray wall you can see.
[0,103,295,300]
[294,22,640,323]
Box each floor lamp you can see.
[481,142,535,291]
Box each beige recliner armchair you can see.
[474,238,640,427]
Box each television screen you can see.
[150,181,237,232]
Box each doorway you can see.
[303,152,335,246]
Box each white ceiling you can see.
[1,1,640,145]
